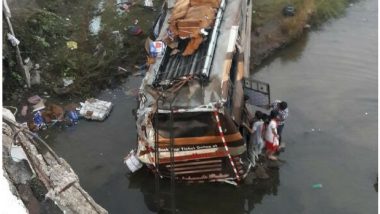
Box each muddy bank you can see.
[250,0,354,67]
[3,0,160,103]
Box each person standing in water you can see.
[264,110,280,160]
[270,100,288,147]
[242,111,265,164]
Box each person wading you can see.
[264,110,280,161]
[270,100,288,148]
[242,111,265,164]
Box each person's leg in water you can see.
[265,141,278,160]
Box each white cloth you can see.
[251,120,264,146]
[7,33,20,46]
[265,120,278,145]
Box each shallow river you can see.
[47,0,377,213]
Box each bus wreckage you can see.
[125,0,271,184]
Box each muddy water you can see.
[46,0,377,213]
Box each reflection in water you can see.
[128,168,280,213]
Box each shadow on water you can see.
[128,168,281,214]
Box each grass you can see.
[253,0,351,36]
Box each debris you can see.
[32,100,46,112]
[283,5,296,16]
[312,183,323,189]
[311,128,315,132]
[33,111,47,131]
[62,77,74,87]
[117,66,128,72]
[79,99,113,121]
[42,104,65,123]
[144,0,153,7]
[7,33,20,46]
[304,24,311,29]
[134,19,139,25]
[149,41,166,57]
[30,68,41,85]
[127,25,143,36]
[66,41,78,50]
[3,108,16,122]
[21,105,28,117]
[364,112,368,116]
[124,150,143,173]
[67,110,79,125]
[28,95,42,105]
[170,48,180,56]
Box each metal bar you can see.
[166,159,222,167]
[213,111,241,181]
[169,99,176,213]
[174,168,222,175]
[171,164,222,172]
[201,0,226,77]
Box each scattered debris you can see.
[127,25,143,36]
[117,66,128,73]
[62,77,74,87]
[32,99,45,112]
[79,98,113,121]
[312,183,323,189]
[27,95,42,105]
[66,41,78,50]
[149,41,166,57]
[7,33,20,46]
[144,0,153,7]
[32,111,47,131]
[30,64,41,85]
[21,105,28,116]
[124,150,143,173]
[283,5,296,17]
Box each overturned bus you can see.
[125,0,271,184]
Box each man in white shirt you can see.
[270,100,288,146]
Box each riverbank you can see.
[3,0,353,102]
[251,0,354,67]
[3,0,160,104]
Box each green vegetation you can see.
[4,0,160,96]
[251,0,353,66]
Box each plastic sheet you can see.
[79,99,112,121]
